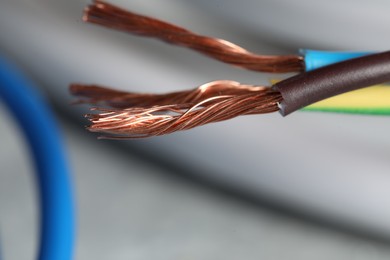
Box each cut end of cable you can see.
[71,81,282,138]
[74,3,390,139]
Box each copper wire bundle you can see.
[72,81,282,138]
[84,0,304,73]
[71,80,275,108]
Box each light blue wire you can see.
[0,56,74,260]
[302,49,373,71]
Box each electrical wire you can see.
[70,80,276,108]
[303,85,390,115]
[0,56,75,260]
[72,51,390,138]
[84,0,304,73]
[83,81,281,138]
[273,50,390,115]
[301,49,372,71]
[73,1,390,138]
[83,1,375,73]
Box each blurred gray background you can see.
[1,0,390,259]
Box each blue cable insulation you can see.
[302,49,373,71]
[0,56,74,260]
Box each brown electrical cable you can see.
[72,52,390,139]
[273,50,390,115]
[83,0,304,73]
[74,2,390,139]
[74,81,282,138]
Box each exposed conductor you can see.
[84,0,304,73]
[73,2,390,139]
[72,81,282,138]
[71,80,276,108]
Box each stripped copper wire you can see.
[70,80,273,108]
[74,81,282,138]
[84,0,304,73]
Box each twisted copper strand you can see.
[70,80,272,108]
[84,0,304,73]
[81,81,282,138]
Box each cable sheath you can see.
[273,50,390,116]
[0,56,75,260]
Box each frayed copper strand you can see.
[76,81,282,138]
[83,0,304,73]
[71,80,271,108]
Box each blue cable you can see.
[302,49,373,71]
[0,56,75,260]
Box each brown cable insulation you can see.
[273,50,390,116]
[84,0,304,73]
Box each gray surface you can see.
[1,0,390,235]
[187,0,390,50]
[2,1,390,258]
[2,107,390,259]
